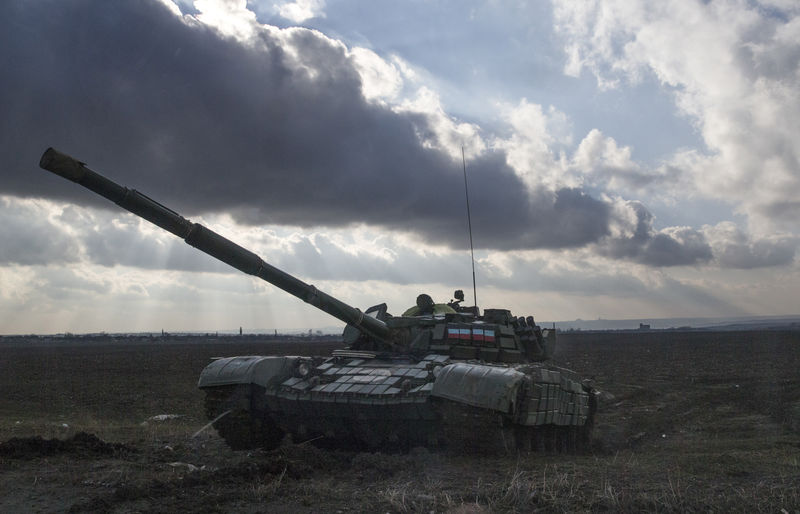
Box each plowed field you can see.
[1,331,798,512]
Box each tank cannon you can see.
[39,148,389,343]
[39,147,595,452]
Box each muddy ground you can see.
[1,331,799,513]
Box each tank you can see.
[39,147,597,453]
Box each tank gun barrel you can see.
[38,147,390,342]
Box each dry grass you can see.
[251,465,287,499]
[373,448,800,513]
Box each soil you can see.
[1,331,799,512]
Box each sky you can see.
[1,0,798,334]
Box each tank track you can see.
[204,385,595,453]
[203,385,284,451]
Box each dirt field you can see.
[1,331,799,513]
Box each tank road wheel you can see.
[532,427,545,452]
[543,425,556,453]
[514,425,532,451]
[203,385,284,451]
[566,426,578,454]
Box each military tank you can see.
[39,147,596,453]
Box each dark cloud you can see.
[639,229,713,267]
[0,0,616,253]
[599,201,713,266]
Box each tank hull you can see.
[200,352,595,452]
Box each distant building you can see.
[639,323,651,330]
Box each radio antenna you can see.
[461,146,477,309]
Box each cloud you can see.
[395,87,487,160]
[194,0,260,40]
[0,0,621,255]
[571,129,683,193]
[493,99,576,190]
[598,199,713,266]
[276,0,326,24]
[477,250,750,318]
[4,0,789,278]
[0,196,237,272]
[703,221,797,269]
[0,197,81,265]
[0,194,603,286]
[553,0,800,232]
[348,48,405,103]
[2,195,796,333]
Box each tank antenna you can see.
[461,146,478,309]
